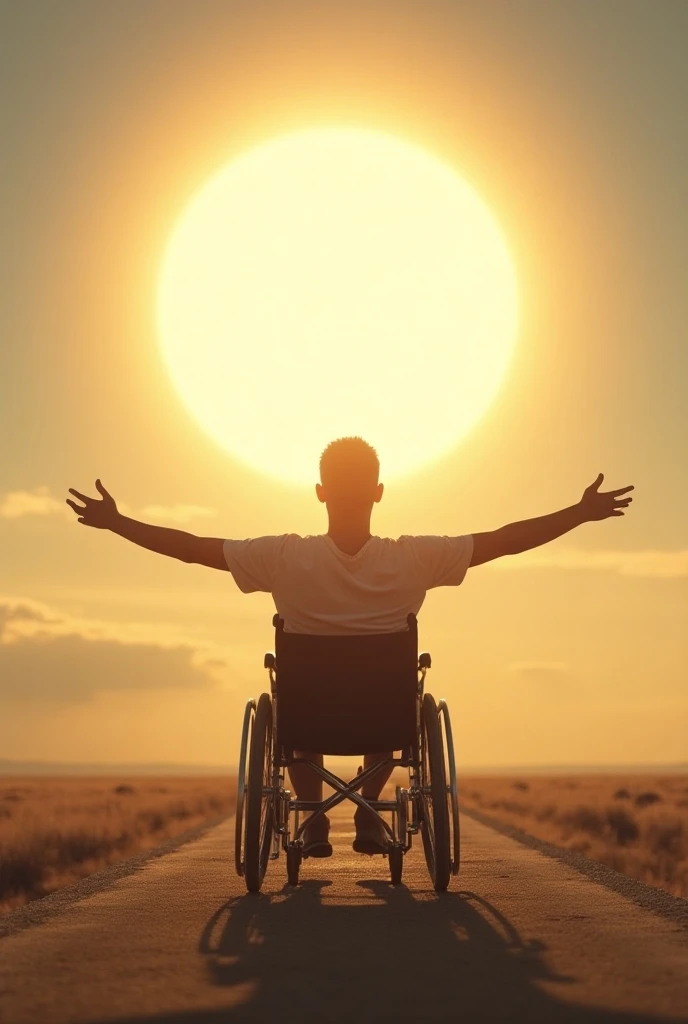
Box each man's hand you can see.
[578,474,634,522]
[66,479,119,530]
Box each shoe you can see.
[352,806,389,856]
[302,815,333,858]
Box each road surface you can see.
[1,806,687,1023]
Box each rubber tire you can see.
[244,693,274,893]
[287,845,301,886]
[439,702,461,875]
[420,693,451,891]
[389,845,403,885]
[234,702,252,877]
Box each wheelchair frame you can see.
[235,613,460,892]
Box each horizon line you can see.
[1,758,686,776]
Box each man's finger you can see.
[68,488,91,503]
[95,479,110,498]
[611,485,634,496]
[610,510,624,517]
[66,498,86,513]
[591,473,604,490]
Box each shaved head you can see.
[319,437,380,497]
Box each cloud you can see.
[508,662,572,684]
[0,596,234,703]
[0,488,69,519]
[0,488,218,524]
[0,601,61,627]
[509,661,571,676]
[137,504,218,524]
[490,547,688,579]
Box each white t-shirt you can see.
[222,533,474,635]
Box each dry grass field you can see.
[0,776,236,914]
[459,774,688,898]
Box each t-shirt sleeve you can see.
[222,535,288,593]
[403,534,474,590]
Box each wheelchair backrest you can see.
[273,612,419,756]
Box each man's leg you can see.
[288,751,324,803]
[288,751,332,857]
[360,751,394,800]
[353,751,394,854]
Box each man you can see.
[66,436,633,857]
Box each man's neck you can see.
[326,521,372,557]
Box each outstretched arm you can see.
[66,480,228,571]
[470,473,634,567]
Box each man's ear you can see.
[315,482,326,504]
[374,482,384,503]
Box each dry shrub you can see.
[0,776,236,914]
[459,773,688,898]
[648,821,684,856]
[634,791,661,808]
[494,798,530,814]
[605,807,639,845]
[562,806,604,837]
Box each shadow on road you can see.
[98,875,680,1023]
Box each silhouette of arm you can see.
[66,480,228,571]
[470,474,634,567]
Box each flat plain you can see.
[0,775,236,914]
[459,772,688,897]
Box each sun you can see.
[157,127,518,485]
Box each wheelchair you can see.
[235,612,460,893]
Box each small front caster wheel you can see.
[287,845,302,886]
[389,845,403,885]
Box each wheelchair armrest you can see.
[419,651,432,670]
[264,652,276,670]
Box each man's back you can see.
[222,532,474,634]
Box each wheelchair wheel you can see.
[243,692,274,893]
[420,693,451,891]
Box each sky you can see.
[1,0,686,769]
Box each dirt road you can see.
[1,807,687,1023]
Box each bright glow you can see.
[157,127,518,485]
